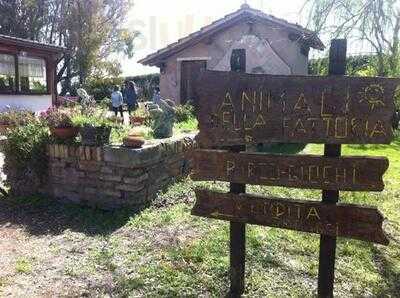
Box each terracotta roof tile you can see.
[139,5,324,66]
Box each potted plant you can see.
[73,114,113,146]
[40,107,78,140]
[130,104,148,126]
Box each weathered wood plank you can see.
[193,70,400,146]
[192,189,389,245]
[191,149,389,191]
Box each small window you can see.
[0,54,16,93]
[231,49,246,72]
[18,56,47,94]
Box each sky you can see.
[121,0,311,76]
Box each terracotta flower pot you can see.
[50,127,79,140]
[123,136,145,148]
[130,116,146,126]
[123,131,145,148]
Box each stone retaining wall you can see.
[46,135,196,210]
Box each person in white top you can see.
[111,85,124,117]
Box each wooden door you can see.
[180,60,207,104]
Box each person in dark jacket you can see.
[123,81,138,115]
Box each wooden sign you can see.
[194,70,399,147]
[189,40,394,297]
[191,149,389,191]
[192,189,389,245]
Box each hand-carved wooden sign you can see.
[192,189,389,245]
[194,70,400,147]
[191,149,389,191]
[189,40,396,296]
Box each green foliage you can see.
[309,55,380,76]
[110,125,131,144]
[0,108,35,126]
[98,97,112,110]
[3,120,49,180]
[126,73,160,100]
[174,117,198,134]
[84,77,125,102]
[72,113,113,128]
[175,103,195,123]
[80,73,161,102]
[304,0,400,77]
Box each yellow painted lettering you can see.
[370,120,387,138]
[294,93,311,113]
[335,168,346,184]
[242,91,256,112]
[292,119,307,136]
[307,207,320,220]
[226,160,235,176]
[253,114,266,128]
[335,117,348,139]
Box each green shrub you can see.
[175,103,195,123]
[174,117,198,133]
[72,113,114,128]
[84,77,124,102]
[99,97,112,110]
[3,119,50,196]
[126,73,160,101]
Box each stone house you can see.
[138,4,324,104]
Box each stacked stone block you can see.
[46,136,195,210]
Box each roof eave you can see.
[0,36,67,53]
[138,8,325,66]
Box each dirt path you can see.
[0,193,199,297]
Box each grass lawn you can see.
[0,136,399,296]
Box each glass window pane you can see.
[0,54,16,92]
[18,56,47,93]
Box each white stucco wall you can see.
[159,20,309,103]
[0,95,52,112]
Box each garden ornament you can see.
[147,99,176,138]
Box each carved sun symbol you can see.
[359,84,385,111]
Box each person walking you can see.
[124,81,138,115]
[111,85,124,117]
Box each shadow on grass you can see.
[0,194,146,237]
[372,246,400,296]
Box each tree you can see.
[304,0,400,76]
[0,0,50,40]
[0,0,138,93]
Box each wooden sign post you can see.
[228,51,246,297]
[318,39,346,298]
[190,39,398,297]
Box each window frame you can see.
[0,50,50,96]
